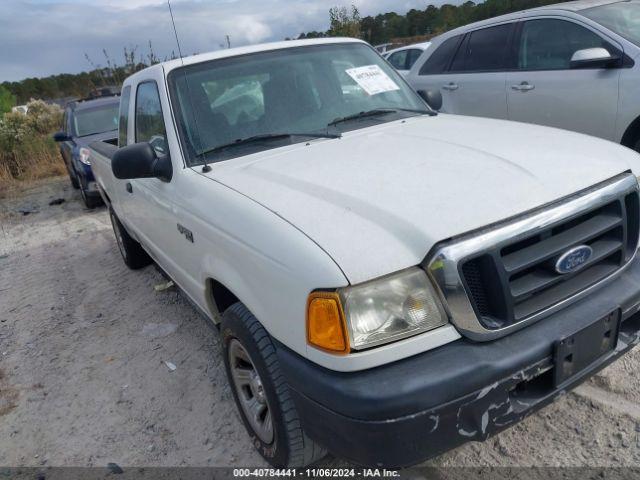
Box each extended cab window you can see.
[419,35,462,75]
[450,24,513,72]
[119,86,131,148]
[518,19,613,70]
[135,81,167,155]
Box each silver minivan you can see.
[407,0,640,152]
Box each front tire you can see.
[69,167,80,189]
[221,303,327,467]
[80,183,102,209]
[109,208,151,270]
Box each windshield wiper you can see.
[199,132,341,157]
[328,108,434,127]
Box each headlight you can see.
[78,147,91,165]
[307,267,448,353]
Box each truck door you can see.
[120,80,185,284]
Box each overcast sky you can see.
[0,0,449,82]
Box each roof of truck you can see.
[128,38,366,81]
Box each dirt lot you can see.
[1,176,640,469]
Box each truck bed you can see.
[88,139,118,208]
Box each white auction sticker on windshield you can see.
[345,64,400,96]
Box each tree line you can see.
[299,0,570,44]
[1,43,172,109]
[2,0,569,108]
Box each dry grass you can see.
[0,141,66,199]
[0,100,65,199]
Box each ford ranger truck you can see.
[88,38,640,468]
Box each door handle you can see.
[126,182,133,194]
[511,82,535,92]
[442,82,459,91]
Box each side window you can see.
[118,86,131,148]
[406,49,424,70]
[388,50,408,70]
[419,35,462,75]
[451,24,513,72]
[518,19,612,71]
[135,81,167,155]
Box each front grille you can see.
[460,190,640,330]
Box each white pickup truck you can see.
[89,38,640,468]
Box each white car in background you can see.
[384,41,431,76]
[407,0,640,152]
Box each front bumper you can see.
[276,258,640,468]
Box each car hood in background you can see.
[206,114,640,284]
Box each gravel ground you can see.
[1,177,639,470]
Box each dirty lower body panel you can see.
[277,259,640,468]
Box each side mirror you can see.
[53,131,71,142]
[417,89,443,111]
[570,48,620,69]
[112,142,173,182]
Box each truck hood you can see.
[207,114,640,284]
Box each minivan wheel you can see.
[108,208,151,270]
[221,303,327,467]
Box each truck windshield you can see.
[581,1,640,46]
[167,42,429,165]
[73,104,119,137]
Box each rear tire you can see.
[221,303,327,467]
[633,138,640,154]
[109,208,151,270]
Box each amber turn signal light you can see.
[306,291,349,354]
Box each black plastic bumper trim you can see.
[275,258,640,467]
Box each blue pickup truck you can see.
[53,94,120,208]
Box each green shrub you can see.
[0,85,15,114]
[0,100,65,184]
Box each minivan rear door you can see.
[439,23,515,119]
[506,18,621,140]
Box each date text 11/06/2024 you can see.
[233,469,401,478]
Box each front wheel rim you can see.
[228,339,274,444]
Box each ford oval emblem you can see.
[555,245,593,274]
